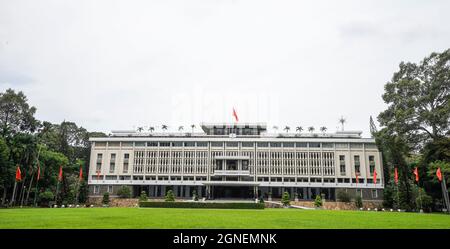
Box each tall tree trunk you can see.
[1,185,6,206]
[25,169,35,206]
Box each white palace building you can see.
[88,123,384,201]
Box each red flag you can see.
[394,167,398,185]
[436,167,442,182]
[373,169,377,184]
[36,166,40,181]
[413,167,419,182]
[79,166,83,181]
[15,166,22,182]
[232,107,239,122]
[58,166,63,182]
[355,172,359,185]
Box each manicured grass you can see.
[0,208,449,229]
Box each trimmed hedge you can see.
[139,201,264,209]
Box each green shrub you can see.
[355,195,363,209]
[336,190,352,203]
[314,195,323,208]
[259,197,265,204]
[139,201,264,209]
[165,190,175,202]
[139,191,148,202]
[117,186,131,198]
[192,190,198,201]
[281,191,290,206]
[102,192,110,205]
[39,191,54,206]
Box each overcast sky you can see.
[1,0,449,136]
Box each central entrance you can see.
[212,186,253,199]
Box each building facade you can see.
[88,123,384,201]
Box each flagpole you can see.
[441,176,450,213]
[75,178,80,206]
[9,181,17,207]
[33,180,39,207]
[55,181,60,206]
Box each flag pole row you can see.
[10,165,84,207]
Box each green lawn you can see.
[0,208,449,229]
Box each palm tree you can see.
[284,126,290,133]
[161,124,168,132]
[308,126,315,133]
[191,124,196,133]
[148,126,155,133]
[273,126,279,132]
[137,127,143,133]
[339,116,346,131]
[296,126,303,133]
[320,126,327,134]
[178,126,184,132]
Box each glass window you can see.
[160,142,171,147]
[184,141,196,147]
[211,142,224,147]
[226,142,238,147]
[121,142,133,147]
[339,155,346,176]
[283,142,294,147]
[197,142,208,147]
[172,141,183,147]
[93,185,99,194]
[257,142,269,147]
[108,142,120,147]
[241,142,254,147]
[109,154,116,173]
[295,142,307,148]
[242,160,249,170]
[108,185,113,193]
[354,155,361,174]
[369,155,375,174]
[270,142,281,147]
[147,142,158,147]
[309,142,320,148]
[134,142,146,147]
[322,143,334,148]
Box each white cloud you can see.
[1,0,449,136]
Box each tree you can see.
[165,190,175,202]
[355,195,363,209]
[283,126,290,133]
[117,186,131,198]
[308,126,315,133]
[149,126,155,133]
[336,190,351,203]
[190,124,196,133]
[378,49,450,151]
[38,190,54,207]
[320,126,327,134]
[178,126,184,132]
[296,126,303,134]
[0,137,11,205]
[314,195,322,208]
[192,189,198,201]
[137,127,143,133]
[0,88,39,138]
[102,192,110,205]
[139,191,148,202]
[161,125,168,132]
[281,191,290,206]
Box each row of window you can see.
[94,152,377,176]
[96,141,378,149]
